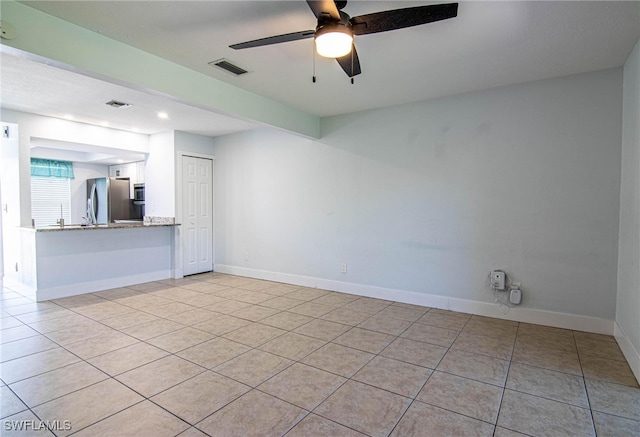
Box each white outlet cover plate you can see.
[509,289,522,305]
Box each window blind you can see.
[31,176,71,227]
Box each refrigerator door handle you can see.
[90,182,98,224]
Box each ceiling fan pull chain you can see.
[350,42,355,84]
[312,40,317,83]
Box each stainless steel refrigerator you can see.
[86,178,131,224]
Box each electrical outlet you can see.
[340,263,347,274]
[0,21,17,40]
[490,270,506,290]
[244,251,249,262]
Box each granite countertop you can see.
[30,222,180,232]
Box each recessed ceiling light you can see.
[117,159,124,164]
[157,112,169,120]
[64,114,74,120]
[101,121,109,127]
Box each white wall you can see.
[0,123,21,285]
[175,131,216,156]
[0,178,3,281]
[211,68,623,327]
[616,39,640,378]
[70,163,109,223]
[145,131,176,217]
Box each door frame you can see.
[176,151,215,278]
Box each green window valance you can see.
[30,158,75,179]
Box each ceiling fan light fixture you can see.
[315,23,353,58]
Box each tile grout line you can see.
[3,274,639,436]
[196,292,414,436]
[494,321,520,436]
[389,310,471,436]
[575,329,600,436]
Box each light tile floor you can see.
[1,273,639,436]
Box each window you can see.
[31,176,71,227]
[30,158,74,227]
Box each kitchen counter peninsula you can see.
[19,218,181,301]
[33,222,179,232]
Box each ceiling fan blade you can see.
[336,46,361,78]
[350,3,458,36]
[230,30,315,50]
[306,0,341,21]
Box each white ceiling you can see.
[1,1,639,136]
[0,52,260,136]
[29,138,148,166]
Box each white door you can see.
[182,156,213,276]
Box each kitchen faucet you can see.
[57,202,65,228]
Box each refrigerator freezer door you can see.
[89,182,97,224]
[87,178,108,224]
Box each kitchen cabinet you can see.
[136,161,145,184]
[109,161,145,198]
[109,162,135,179]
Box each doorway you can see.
[182,155,213,276]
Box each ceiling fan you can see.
[230,1,459,81]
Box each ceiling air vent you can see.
[209,59,249,76]
[105,100,132,109]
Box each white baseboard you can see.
[2,276,37,300]
[215,264,615,335]
[614,322,640,382]
[171,269,184,280]
[35,270,172,302]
